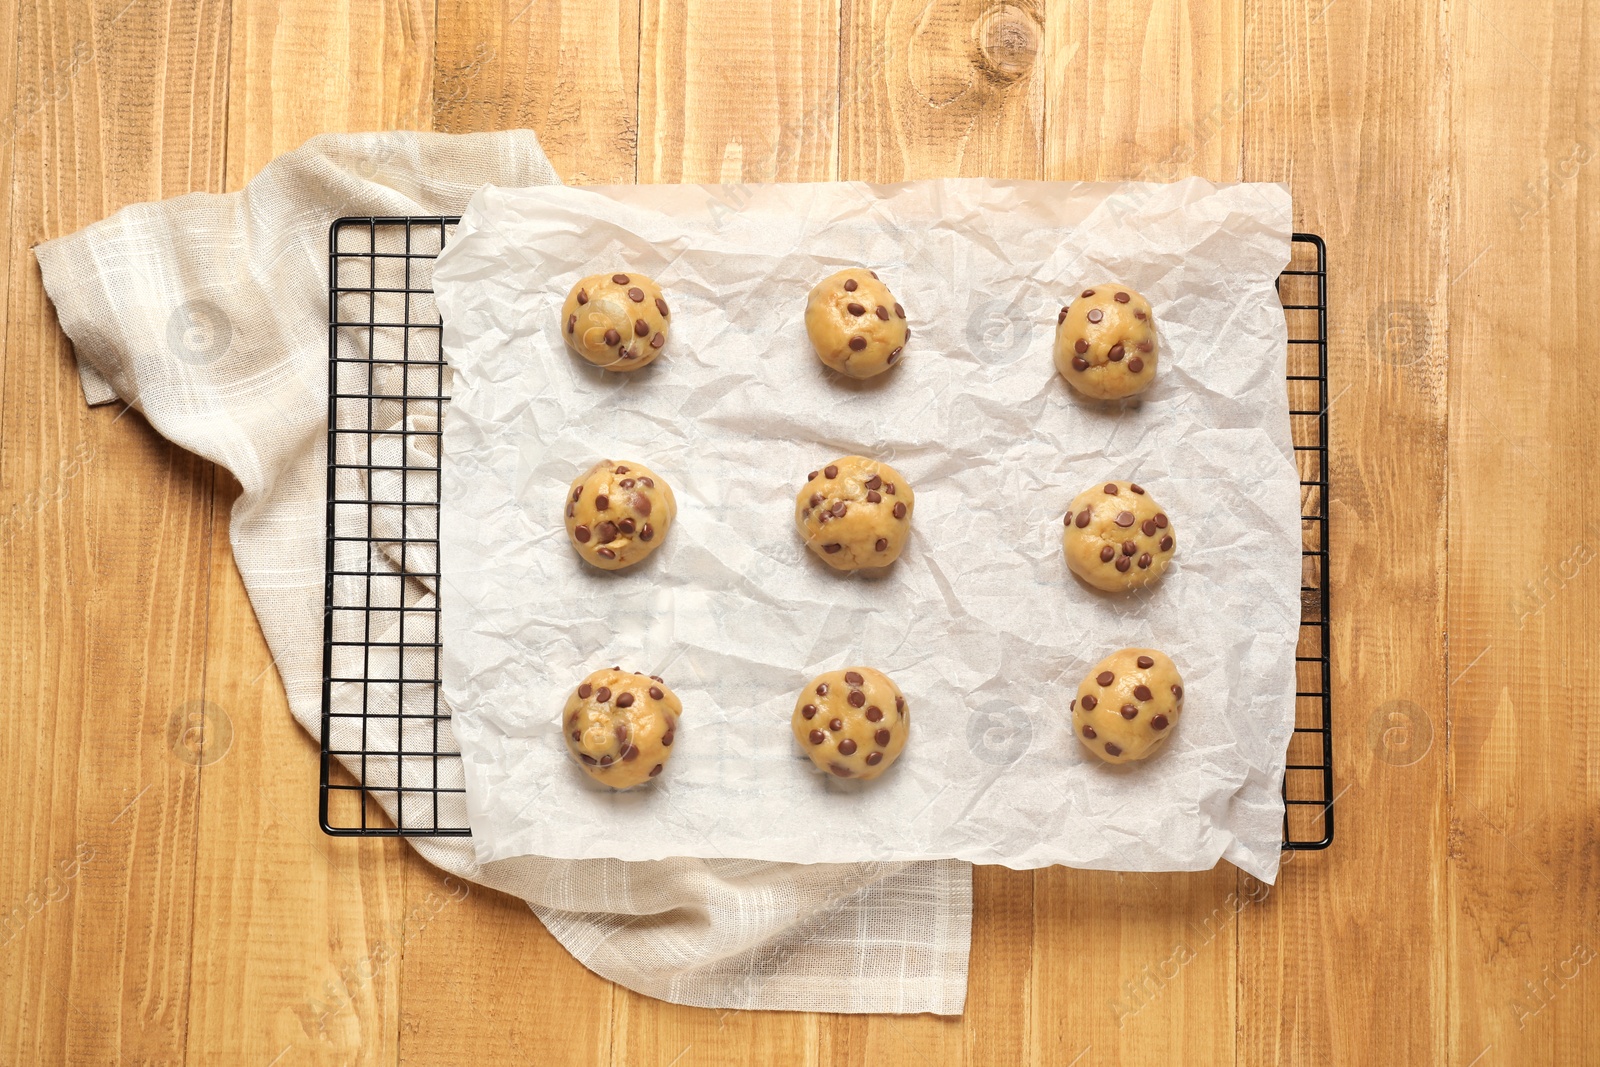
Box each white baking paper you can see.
[433,177,1300,882]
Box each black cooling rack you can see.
[321,218,1334,849]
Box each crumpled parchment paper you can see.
[433,177,1299,883]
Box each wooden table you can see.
[3,1,1594,1064]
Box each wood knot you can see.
[973,3,1041,83]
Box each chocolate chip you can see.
[596,754,614,768]
[1104,742,1122,756]
[661,727,675,746]
[1076,509,1091,528]
[866,706,883,721]
[628,287,644,302]
[1151,714,1169,730]
[1099,545,1114,562]
[1070,698,1076,711]
[1115,557,1130,572]
[1064,512,1073,527]
[807,471,819,482]
[848,336,866,351]
[1115,511,1135,527]
[651,687,665,700]
[1159,535,1173,551]
[622,744,639,761]
[1096,671,1114,686]
[1137,656,1154,669]
[829,764,852,777]
[888,347,902,363]
[567,313,576,334]
[1128,357,1144,373]
[1115,292,1130,303]
[832,501,847,517]
[575,525,591,543]
[616,693,635,712]
[578,683,593,698]
[619,478,636,489]
[1138,553,1151,568]
[632,493,651,516]
[612,274,631,285]
[577,289,588,305]
[1075,338,1088,354]
[825,465,838,478]
[1134,685,1152,701]
[649,763,664,776]
[894,303,905,319]
[866,751,883,766]
[1087,308,1103,323]
[1122,541,1136,556]
[595,687,611,702]
[839,739,858,755]
[1155,513,1168,529]
[847,302,865,316]
[1071,356,1088,371]
[1104,484,1118,495]
[640,523,655,541]
[844,278,858,291]
[810,729,825,745]
[595,493,609,510]
[1172,685,1183,698]
[634,318,649,337]
[893,502,906,519]
[571,730,581,741]
[1081,289,1095,298]
[801,704,818,722]
[581,753,597,765]
[829,718,843,731]
[641,477,654,488]
[1082,695,1098,710]
[619,348,635,360]
[896,695,905,714]
[848,691,865,708]
[650,332,665,349]
[604,328,620,346]
[870,271,879,279]
[1083,724,1097,739]
[1142,519,1157,536]
[816,683,829,696]
[867,491,881,503]
[1121,705,1138,720]
[844,671,863,685]
[597,521,618,541]
[861,474,880,491]
[1138,341,1152,352]
[1135,309,1147,320]
[1108,343,1125,362]
[615,725,629,743]
[885,483,896,495]
[874,729,891,746]
[1058,308,1068,325]
[567,503,575,518]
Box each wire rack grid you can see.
[322,218,1334,850]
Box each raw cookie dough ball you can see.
[792,667,910,780]
[795,456,914,570]
[561,271,671,370]
[1053,284,1158,399]
[563,668,683,788]
[1071,649,1184,765]
[1062,480,1176,592]
[804,269,909,378]
[565,460,676,570]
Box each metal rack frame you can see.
[321,218,1334,850]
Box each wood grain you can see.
[4,1,1598,1064]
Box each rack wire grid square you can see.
[322,218,1334,850]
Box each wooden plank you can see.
[1445,2,1599,1065]
[395,3,639,1065]
[0,2,229,1064]
[433,0,641,185]
[1237,1,1451,1064]
[180,3,432,1064]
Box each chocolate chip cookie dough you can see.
[1053,284,1158,399]
[1062,480,1176,592]
[1071,649,1184,765]
[795,456,914,570]
[565,460,676,570]
[804,269,909,378]
[563,667,683,788]
[792,668,909,779]
[561,272,670,370]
